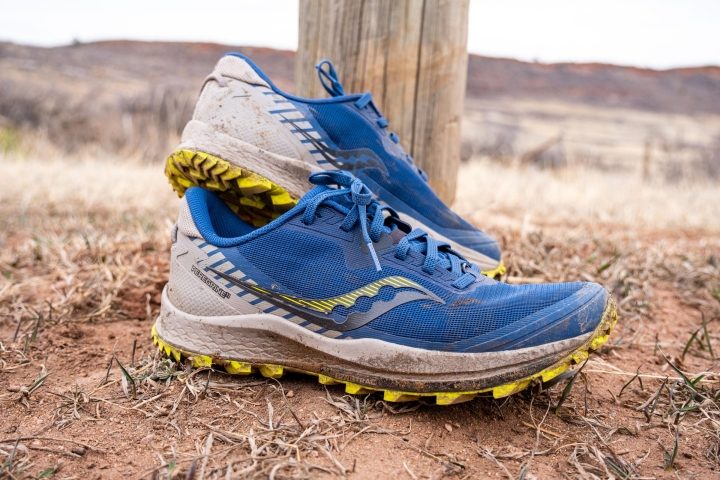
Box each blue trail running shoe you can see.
[165,53,505,277]
[153,171,617,404]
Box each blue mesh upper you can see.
[185,185,608,353]
[235,221,597,348]
[225,52,501,261]
[307,101,495,239]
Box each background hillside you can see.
[1,40,719,181]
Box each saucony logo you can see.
[280,114,389,177]
[207,267,443,331]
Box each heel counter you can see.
[182,56,311,161]
[191,55,270,121]
[167,232,240,317]
[167,197,236,317]
[167,199,263,317]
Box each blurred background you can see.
[1,0,719,230]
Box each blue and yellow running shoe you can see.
[153,171,617,404]
[165,53,504,276]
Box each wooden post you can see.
[296,0,469,204]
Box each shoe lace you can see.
[316,60,429,182]
[303,171,479,289]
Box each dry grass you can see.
[462,97,720,183]
[1,156,719,478]
[456,158,720,233]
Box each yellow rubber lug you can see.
[149,297,618,405]
[258,364,284,378]
[268,190,295,209]
[383,390,421,402]
[318,374,339,385]
[170,346,181,363]
[189,169,208,181]
[191,355,213,368]
[237,176,272,194]
[541,362,569,383]
[493,379,531,399]
[181,150,196,162]
[204,180,224,190]
[214,166,241,181]
[239,196,266,210]
[590,333,609,350]
[208,163,230,177]
[164,149,298,227]
[166,162,184,178]
[344,382,374,395]
[176,176,194,189]
[436,392,476,405]
[571,350,589,363]
[225,360,253,375]
[250,217,269,228]
[481,260,506,279]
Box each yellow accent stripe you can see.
[264,275,426,314]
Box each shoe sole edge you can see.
[151,291,617,405]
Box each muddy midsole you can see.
[155,286,598,392]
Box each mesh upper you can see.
[235,212,593,344]
[186,185,607,352]
[307,101,492,240]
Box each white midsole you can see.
[156,285,590,377]
[180,119,321,199]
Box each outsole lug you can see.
[225,360,253,375]
[482,261,507,280]
[191,354,213,368]
[383,390,421,402]
[493,379,530,399]
[344,382,374,395]
[571,350,589,363]
[541,362,569,383]
[151,298,618,405]
[258,364,284,378]
[164,149,298,227]
[318,374,339,385]
[435,392,477,405]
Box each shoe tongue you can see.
[300,183,465,274]
[389,228,405,245]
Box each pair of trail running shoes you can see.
[152,54,617,405]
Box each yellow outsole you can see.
[482,261,506,280]
[165,149,298,227]
[151,298,617,405]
